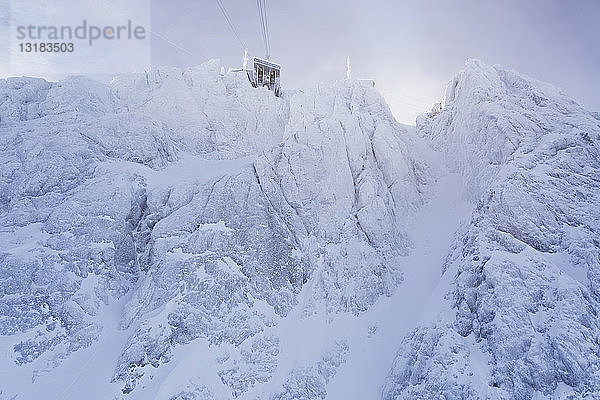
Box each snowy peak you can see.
[384,60,600,399]
[0,77,52,124]
[419,59,600,198]
[261,80,421,242]
[441,58,575,110]
[111,77,428,395]
[0,61,429,399]
[2,58,600,400]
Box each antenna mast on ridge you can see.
[242,48,249,70]
[346,56,352,80]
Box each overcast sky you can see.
[148,0,600,124]
[2,1,599,124]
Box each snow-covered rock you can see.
[384,60,600,400]
[0,59,425,399]
[2,57,599,400]
[111,77,425,396]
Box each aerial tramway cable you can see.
[263,0,271,58]
[97,0,200,59]
[215,0,246,50]
[256,0,270,59]
[214,0,272,60]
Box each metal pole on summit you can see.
[346,56,352,80]
[242,49,249,70]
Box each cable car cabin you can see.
[249,57,281,96]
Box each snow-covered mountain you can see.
[0,59,598,400]
[384,60,600,400]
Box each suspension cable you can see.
[216,0,246,50]
[256,0,270,59]
[263,0,271,57]
[97,0,200,59]
[257,0,265,56]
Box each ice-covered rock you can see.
[255,81,426,315]
[0,60,289,396]
[0,59,424,399]
[111,78,424,395]
[3,57,599,400]
[384,60,600,399]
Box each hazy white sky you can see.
[2,1,599,124]
[149,0,600,124]
[4,0,150,76]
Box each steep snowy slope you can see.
[0,61,428,399]
[111,80,428,399]
[0,61,288,399]
[2,57,599,400]
[384,60,600,399]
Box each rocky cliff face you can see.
[0,60,426,399]
[383,60,600,400]
[1,59,599,400]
